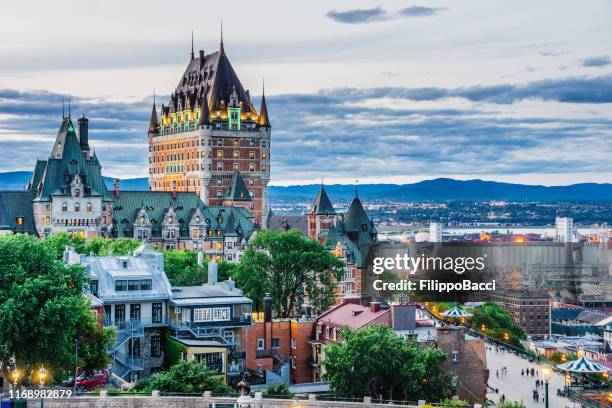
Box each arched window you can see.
[86,202,92,213]
[62,202,68,212]
[74,203,80,212]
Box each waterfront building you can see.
[148,30,270,226]
[429,222,443,242]
[555,216,575,242]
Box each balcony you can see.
[104,316,168,331]
[255,349,280,359]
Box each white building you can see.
[555,217,574,242]
[429,222,443,243]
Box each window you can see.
[128,280,140,291]
[216,150,223,159]
[62,202,68,212]
[90,280,98,297]
[194,308,212,322]
[249,163,255,172]
[86,202,92,212]
[451,351,459,362]
[152,303,162,323]
[140,279,152,290]
[74,203,80,212]
[257,339,265,350]
[233,150,239,159]
[128,338,140,357]
[234,163,239,171]
[291,339,297,349]
[249,151,255,159]
[151,335,161,357]
[271,338,280,349]
[213,307,230,321]
[130,304,141,321]
[45,216,50,225]
[115,280,128,291]
[115,304,125,325]
[233,139,239,147]
[262,153,267,160]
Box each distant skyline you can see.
[1,0,611,186]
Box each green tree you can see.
[44,232,86,259]
[0,234,113,381]
[144,360,233,394]
[235,229,344,316]
[323,325,453,401]
[162,249,236,286]
[262,382,292,398]
[470,302,526,348]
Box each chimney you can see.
[264,293,272,322]
[197,251,204,266]
[199,49,205,69]
[207,260,218,285]
[113,179,120,199]
[77,115,89,151]
[370,302,381,313]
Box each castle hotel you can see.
[147,31,270,226]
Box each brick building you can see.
[492,291,551,339]
[435,326,489,404]
[242,295,314,384]
[148,29,270,226]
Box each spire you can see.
[258,80,271,127]
[219,20,225,56]
[190,30,195,60]
[225,170,251,201]
[148,91,159,133]
[310,185,335,215]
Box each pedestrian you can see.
[531,368,535,376]
[496,370,499,378]
[521,369,524,376]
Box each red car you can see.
[76,372,108,391]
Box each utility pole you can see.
[73,339,79,395]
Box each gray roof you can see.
[171,337,229,347]
[80,244,173,302]
[170,280,251,307]
[224,171,251,202]
[310,186,335,215]
[0,191,36,233]
[266,213,308,236]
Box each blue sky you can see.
[0,0,611,185]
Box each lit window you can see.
[86,202,92,213]
[16,217,24,226]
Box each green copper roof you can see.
[225,171,251,202]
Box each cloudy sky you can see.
[0,0,611,186]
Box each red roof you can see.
[315,302,391,330]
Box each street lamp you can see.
[11,368,20,390]
[503,332,509,342]
[38,365,48,408]
[542,366,551,408]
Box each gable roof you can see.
[316,301,391,330]
[310,186,335,215]
[266,213,308,236]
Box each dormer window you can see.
[62,202,68,212]
[74,203,80,212]
[16,217,24,226]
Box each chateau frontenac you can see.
[147,31,270,226]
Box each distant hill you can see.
[1,171,611,201]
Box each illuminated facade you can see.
[148,32,271,226]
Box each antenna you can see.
[355,177,359,197]
[62,98,65,118]
[220,20,225,55]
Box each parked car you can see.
[76,372,108,391]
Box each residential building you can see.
[0,115,255,261]
[68,244,173,381]
[492,291,551,339]
[148,29,270,226]
[242,295,314,385]
[555,216,574,242]
[168,261,253,384]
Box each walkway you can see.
[486,345,578,408]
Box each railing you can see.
[114,352,144,371]
[105,316,168,330]
[255,349,279,359]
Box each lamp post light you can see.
[11,368,20,391]
[542,366,551,408]
[38,365,48,408]
[503,332,509,342]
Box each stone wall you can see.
[24,393,430,408]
